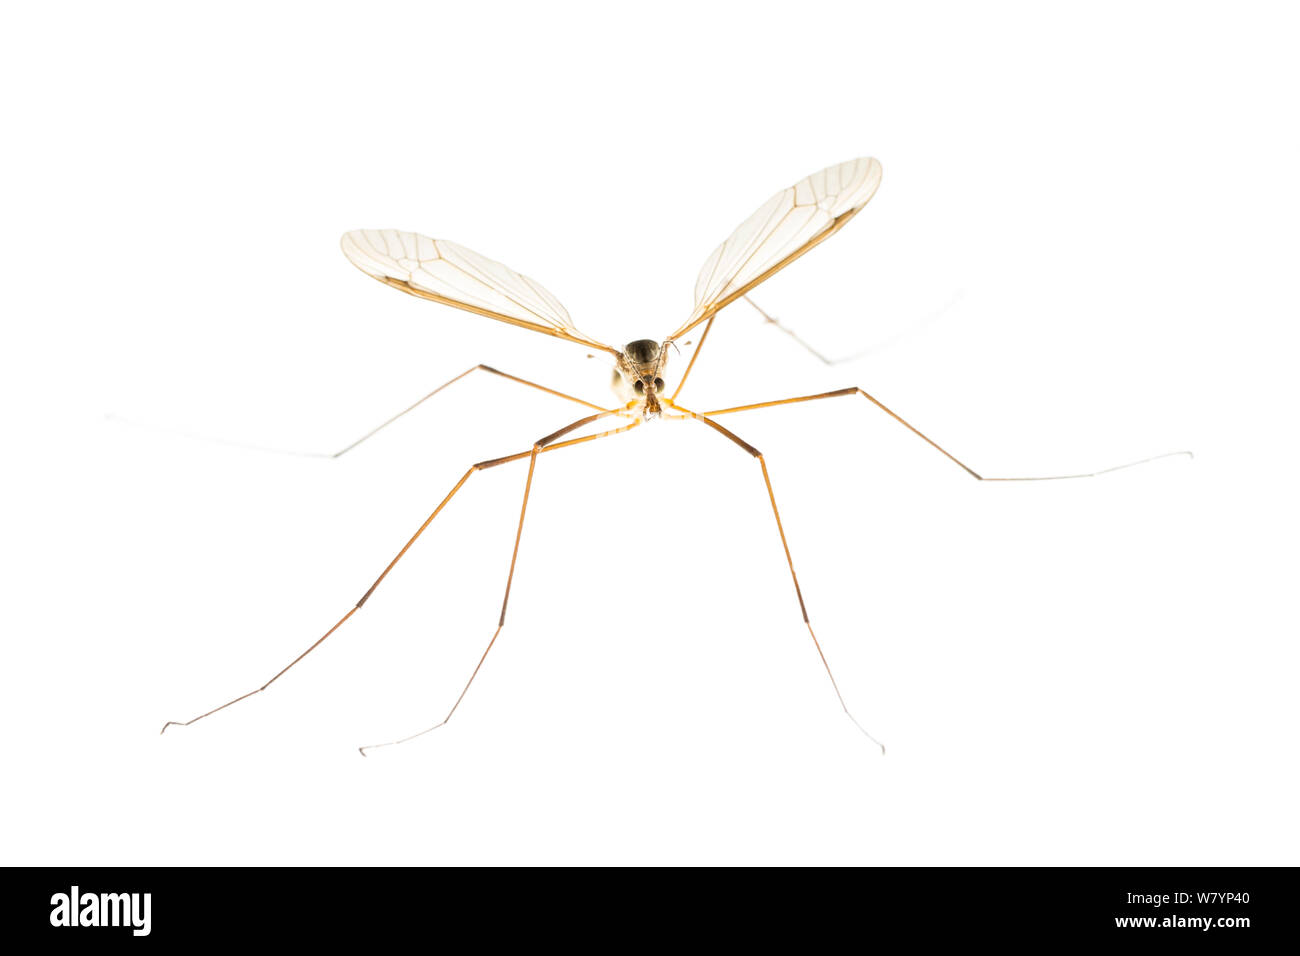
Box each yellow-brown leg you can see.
[161,406,639,740]
[665,398,885,753]
[702,388,1191,481]
[329,364,609,458]
[357,409,643,754]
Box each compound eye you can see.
[633,379,645,393]
[654,377,665,392]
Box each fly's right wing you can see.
[341,229,618,355]
[666,157,883,341]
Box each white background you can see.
[3,1,1296,866]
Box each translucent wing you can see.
[341,229,616,354]
[667,157,883,341]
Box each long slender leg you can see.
[664,399,885,753]
[358,410,642,755]
[328,365,608,458]
[669,315,716,401]
[161,405,637,737]
[701,388,1191,481]
[669,292,942,403]
[743,296,837,365]
[743,294,963,366]
[108,365,607,460]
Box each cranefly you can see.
[161,158,1188,754]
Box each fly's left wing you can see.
[341,229,618,355]
[666,157,883,341]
